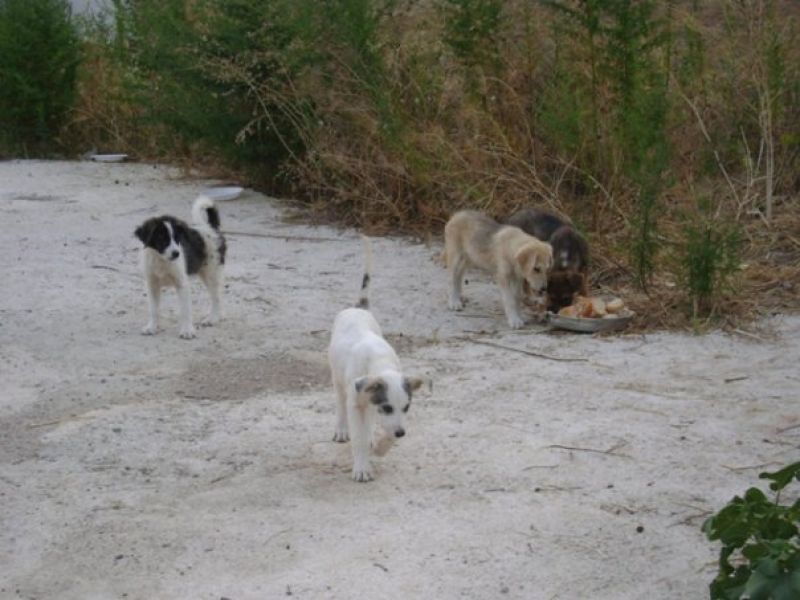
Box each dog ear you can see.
[403,377,425,394]
[354,377,386,396]
[514,244,538,274]
[134,219,157,245]
[354,377,369,393]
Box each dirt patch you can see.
[1,161,798,600]
[172,354,330,401]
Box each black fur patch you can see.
[355,273,370,309]
[134,216,208,274]
[355,379,387,405]
[218,236,227,265]
[505,207,589,272]
[369,384,388,406]
[206,206,221,230]
[135,218,171,254]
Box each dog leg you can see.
[347,400,373,482]
[199,270,223,326]
[142,276,161,335]
[498,274,525,329]
[447,252,467,311]
[175,280,196,339]
[332,379,349,442]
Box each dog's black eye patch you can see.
[381,405,394,415]
[137,220,172,253]
[151,223,171,253]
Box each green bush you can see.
[681,216,740,317]
[704,462,800,600]
[0,0,80,154]
[103,0,315,185]
[442,0,502,71]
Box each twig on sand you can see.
[723,376,749,383]
[546,441,631,458]
[468,339,588,362]
[522,464,559,471]
[373,563,389,573]
[670,509,714,527]
[722,461,782,472]
[224,230,349,243]
[91,264,123,272]
[731,328,768,343]
[776,423,800,434]
[263,528,293,546]
[28,415,92,429]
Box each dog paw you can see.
[332,429,350,443]
[199,315,219,327]
[447,298,464,311]
[352,467,374,483]
[179,327,196,340]
[141,324,157,336]
[507,315,526,329]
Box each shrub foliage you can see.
[0,0,80,154]
[7,0,800,321]
[704,462,800,600]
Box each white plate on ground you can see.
[90,154,128,162]
[547,310,634,333]
[200,186,244,201]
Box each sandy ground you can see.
[1,160,798,600]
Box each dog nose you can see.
[170,250,179,260]
[394,428,405,438]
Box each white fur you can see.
[328,238,425,482]
[140,197,224,339]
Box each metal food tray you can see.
[546,310,634,333]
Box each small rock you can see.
[636,525,644,533]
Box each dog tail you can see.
[355,235,373,309]
[192,195,221,230]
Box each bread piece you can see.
[590,297,607,316]
[558,305,579,318]
[606,298,624,313]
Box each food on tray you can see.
[558,295,627,319]
[605,297,625,313]
[558,305,579,318]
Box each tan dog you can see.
[444,210,553,328]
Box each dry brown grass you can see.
[63,0,799,331]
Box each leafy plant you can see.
[703,462,800,600]
[0,0,81,154]
[681,217,740,317]
[442,0,502,70]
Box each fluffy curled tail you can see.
[191,195,221,230]
[355,236,373,309]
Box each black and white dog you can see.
[134,196,226,339]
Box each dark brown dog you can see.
[505,207,589,310]
[545,270,586,312]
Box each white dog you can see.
[134,196,226,339]
[328,238,426,482]
[444,210,553,328]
